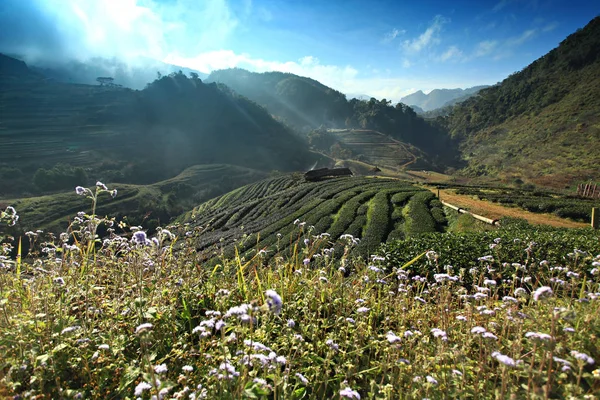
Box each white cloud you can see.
[402,59,412,68]
[473,40,498,57]
[542,22,558,32]
[507,29,538,46]
[438,46,463,62]
[492,0,511,12]
[403,15,448,52]
[382,28,405,43]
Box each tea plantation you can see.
[181,175,447,259]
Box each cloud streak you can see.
[403,15,448,52]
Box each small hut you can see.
[304,168,353,182]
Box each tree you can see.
[96,77,114,86]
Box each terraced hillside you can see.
[2,164,267,233]
[328,129,422,169]
[0,54,321,197]
[181,175,448,259]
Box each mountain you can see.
[0,54,322,197]
[18,56,209,89]
[401,86,489,112]
[207,68,350,131]
[446,16,600,188]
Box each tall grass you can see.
[0,185,599,399]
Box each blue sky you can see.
[1,0,598,100]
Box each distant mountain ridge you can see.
[446,16,600,188]
[401,86,489,112]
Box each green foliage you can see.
[1,199,599,399]
[444,17,600,183]
[32,163,88,191]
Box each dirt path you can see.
[433,188,588,228]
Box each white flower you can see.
[340,387,361,399]
[471,326,487,335]
[134,381,152,396]
[533,286,553,301]
[287,319,295,328]
[426,375,438,385]
[154,363,168,374]
[295,372,309,385]
[492,351,516,367]
[98,344,109,350]
[570,351,595,365]
[357,307,370,314]
[182,365,194,372]
[431,328,447,341]
[135,323,153,334]
[386,331,402,344]
[265,290,282,314]
[525,332,554,342]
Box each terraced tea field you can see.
[328,129,421,169]
[182,175,448,259]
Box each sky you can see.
[0,0,598,101]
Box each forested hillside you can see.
[0,55,321,197]
[446,16,600,187]
[209,68,460,168]
[401,86,489,112]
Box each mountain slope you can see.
[401,86,489,112]
[447,16,600,188]
[0,54,321,197]
[207,68,349,130]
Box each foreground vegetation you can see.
[1,185,599,399]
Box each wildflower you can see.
[533,286,553,301]
[483,279,497,286]
[452,369,463,376]
[426,376,438,385]
[134,382,152,396]
[346,317,355,324]
[431,328,447,341]
[386,331,402,344]
[456,315,467,322]
[434,273,458,283]
[502,296,518,303]
[98,344,109,350]
[368,265,381,273]
[295,372,309,385]
[154,364,168,374]
[182,365,194,372]
[514,288,528,297]
[593,369,600,378]
[404,330,414,337]
[340,387,361,399]
[563,327,575,333]
[287,319,295,328]
[135,323,153,334]
[215,320,226,331]
[570,351,595,365]
[53,277,65,286]
[132,231,149,245]
[265,290,282,315]
[492,351,516,367]
[525,332,554,342]
[357,307,370,313]
[326,339,339,351]
[471,326,487,335]
[61,325,81,334]
[303,258,310,266]
[75,186,87,196]
[482,332,498,340]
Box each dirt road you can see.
[434,188,588,228]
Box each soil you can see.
[432,188,589,228]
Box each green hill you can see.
[180,174,448,260]
[1,164,268,234]
[207,69,460,169]
[0,54,322,197]
[446,16,600,188]
[207,68,349,131]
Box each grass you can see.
[1,187,599,399]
